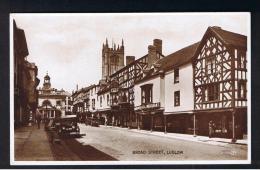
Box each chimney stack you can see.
[126,56,135,65]
[147,45,157,68]
[153,39,162,54]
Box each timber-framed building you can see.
[72,26,248,140]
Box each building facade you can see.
[134,42,199,133]
[38,73,71,119]
[13,20,40,127]
[72,85,95,122]
[88,84,99,117]
[72,27,247,140]
[109,39,164,128]
[193,26,247,140]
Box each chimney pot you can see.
[126,56,135,65]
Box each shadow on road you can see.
[63,138,118,161]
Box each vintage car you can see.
[57,115,80,136]
[85,117,100,127]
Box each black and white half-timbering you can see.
[193,27,247,141]
[88,27,247,141]
[11,13,250,164]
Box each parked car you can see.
[85,117,100,127]
[57,115,80,136]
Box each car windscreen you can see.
[60,119,76,125]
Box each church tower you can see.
[102,38,124,80]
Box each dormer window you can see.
[174,68,179,83]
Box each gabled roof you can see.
[156,42,200,71]
[72,84,95,96]
[209,26,247,49]
[192,26,247,61]
[135,42,200,84]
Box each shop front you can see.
[195,108,247,139]
[165,113,194,134]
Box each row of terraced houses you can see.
[72,26,248,140]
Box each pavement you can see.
[77,124,247,160]
[99,125,247,146]
[14,123,55,161]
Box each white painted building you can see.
[164,63,194,114]
[134,42,200,133]
[38,73,71,119]
[88,84,99,115]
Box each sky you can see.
[11,13,249,93]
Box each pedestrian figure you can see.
[112,116,115,126]
[209,120,214,138]
[36,109,42,129]
[105,116,108,126]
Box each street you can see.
[62,124,247,161]
[14,123,247,161]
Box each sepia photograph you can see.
[10,12,250,165]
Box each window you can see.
[68,100,73,105]
[51,111,54,117]
[100,96,102,107]
[206,57,216,75]
[110,55,119,74]
[174,68,179,83]
[92,99,95,110]
[56,100,61,106]
[124,73,128,81]
[141,84,153,104]
[238,80,247,99]
[174,91,180,106]
[204,84,219,101]
[42,100,51,106]
[238,51,246,69]
[113,95,118,105]
[122,92,127,102]
[107,94,110,105]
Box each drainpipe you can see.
[137,114,140,130]
[164,115,167,134]
[231,109,236,143]
[193,113,196,137]
[150,114,153,132]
